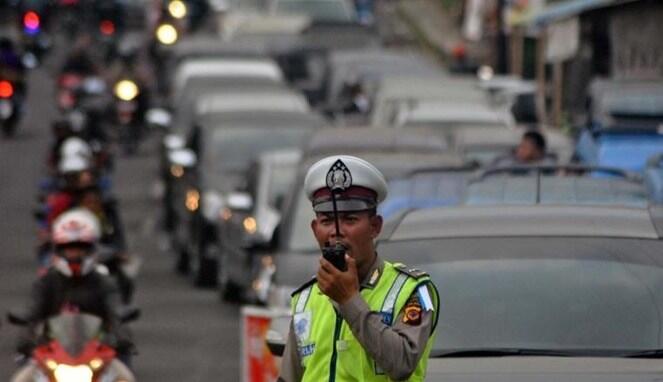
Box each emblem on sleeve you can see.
[402,296,422,326]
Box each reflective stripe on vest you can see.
[290,261,436,382]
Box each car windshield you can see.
[378,236,663,355]
[380,171,471,219]
[465,175,649,207]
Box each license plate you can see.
[0,100,13,119]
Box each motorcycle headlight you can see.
[54,364,93,382]
[168,0,188,19]
[114,80,139,101]
[156,23,178,45]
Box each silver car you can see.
[377,204,663,381]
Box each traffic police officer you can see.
[278,155,439,382]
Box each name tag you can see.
[299,343,316,357]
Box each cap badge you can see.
[326,159,352,191]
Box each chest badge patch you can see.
[294,311,312,344]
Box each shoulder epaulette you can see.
[393,263,429,279]
[290,276,317,297]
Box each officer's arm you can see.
[277,319,303,382]
[338,284,437,381]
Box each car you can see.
[319,49,441,119]
[177,110,325,287]
[575,78,663,172]
[464,165,651,207]
[267,203,663,381]
[370,75,490,127]
[171,57,284,104]
[160,83,311,235]
[217,149,302,302]
[379,204,663,381]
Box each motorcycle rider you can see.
[60,33,100,77]
[0,37,27,115]
[77,186,135,304]
[12,208,135,382]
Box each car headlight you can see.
[54,364,93,382]
[114,79,139,101]
[185,189,200,212]
[156,23,178,45]
[243,216,257,235]
[168,0,187,19]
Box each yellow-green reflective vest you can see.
[290,261,438,382]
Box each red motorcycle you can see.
[8,312,136,381]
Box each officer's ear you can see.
[369,213,383,238]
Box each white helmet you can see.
[51,208,101,277]
[60,137,93,161]
[58,155,91,174]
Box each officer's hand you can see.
[317,255,359,304]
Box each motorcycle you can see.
[0,78,21,137]
[111,77,147,154]
[19,2,53,67]
[57,74,106,113]
[7,312,137,382]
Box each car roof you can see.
[589,78,663,125]
[173,58,283,97]
[193,87,310,115]
[384,205,663,241]
[303,127,451,154]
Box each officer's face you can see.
[311,210,383,265]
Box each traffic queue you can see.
[1,0,663,380]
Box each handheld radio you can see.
[321,160,350,271]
